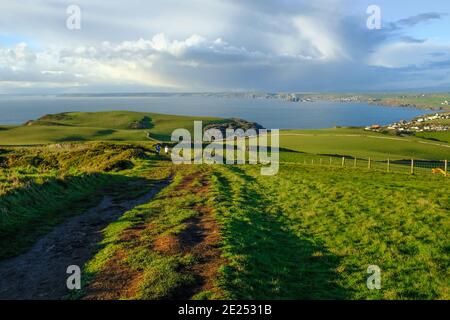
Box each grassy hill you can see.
[366,93,450,110]
[0,111,230,145]
[1,111,449,162]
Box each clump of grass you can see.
[0,142,156,173]
[128,248,196,300]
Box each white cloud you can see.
[369,40,450,68]
[1,33,325,91]
[0,43,36,70]
[1,0,450,92]
[292,16,349,61]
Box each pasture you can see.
[1,111,449,299]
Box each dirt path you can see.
[155,175,225,299]
[83,174,225,300]
[174,204,225,299]
[0,178,170,300]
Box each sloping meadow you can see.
[0,142,161,259]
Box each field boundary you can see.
[279,155,448,177]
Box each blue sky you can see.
[355,0,450,40]
[0,0,449,93]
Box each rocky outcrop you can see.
[127,116,152,129]
[204,118,264,135]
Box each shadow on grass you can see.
[278,147,305,154]
[215,166,350,299]
[94,129,117,136]
[56,135,88,142]
[0,173,152,260]
[147,132,171,142]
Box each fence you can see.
[279,153,448,177]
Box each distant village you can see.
[365,113,450,133]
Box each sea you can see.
[0,95,428,129]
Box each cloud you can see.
[394,12,445,27]
[0,43,36,68]
[1,31,326,90]
[369,40,450,69]
[291,16,349,61]
[1,1,450,92]
[399,36,426,44]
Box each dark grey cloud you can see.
[400,36,427,43]
[393,12,446,28]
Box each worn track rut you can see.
[0,178,170,300]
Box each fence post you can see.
[342,157,345,167]
[354,157,357,168]
[320,158,322,165]
[330,157,332,166]
[368,157,371,169]
[411,159,414,175]
[387,158,390,172]
[312,159,314,165]
[445,160,448,177]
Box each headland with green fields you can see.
[0,110,448,300]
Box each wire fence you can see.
[279,153,448,177]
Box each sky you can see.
[0,0,449,93]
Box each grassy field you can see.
[69,160,449,300]
[0,111,449,300]
[415,131,450,144]
[211,164,449,299]
[278,129,450,160]
[0,111,224,145]
[2,112,449,162]
[310,93,450,111]
[366,93,450,110]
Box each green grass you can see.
[0,125,147,145]
[211,164,449,299]
[74,159,449,300]
[279,128,450,160]
[1,111,449,300]
[0,172,129,260]
[314,93,450,111]
[0,111,225,145]
[415,131,450,144]
[2,111,448,162]
[79,165,216,300]
[0,142,164,259]
[371,93,450,111]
